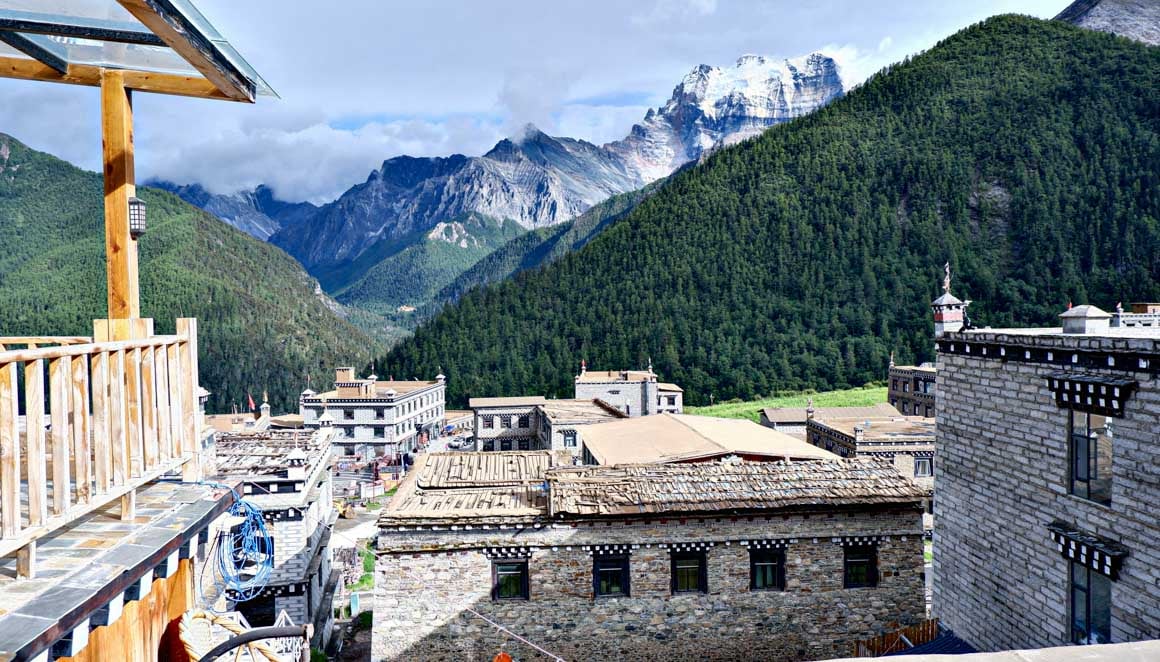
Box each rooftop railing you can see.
[0,318,203,578]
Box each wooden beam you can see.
[115,0,254,101]
[0,32,67,73]
[101,69,139,320]
[0,56,237,101]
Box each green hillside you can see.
[686,386,888,423]
[375,15,1160,407]
[0,134,380,413]
[433,182,664,307]
[335,212,527,314]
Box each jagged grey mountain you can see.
[147,181,318,240]
[1056,0,1160,45]
[268,52,844,277]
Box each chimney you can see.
[286,447,308,480]
[854,425,865,443]
[1060,305,1111,335]
[806,397,815,420]
[931,262,970,337]
[336,367,355,383]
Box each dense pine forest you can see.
[376,16,1160,407]
[0,136,379,413]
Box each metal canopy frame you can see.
[0,0,273,102]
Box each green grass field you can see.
[685,385,888,423]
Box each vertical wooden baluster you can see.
[91,352,111,495]
[48,357,72,515]
[176,319,199,481]
[167,342,186,462]
[71,354,91,504]
[140,345,158,471]
[154,345,173,462]
[109,349,127,489]
[125,347,143,478]
[0,362,20,538]
[24,358,47,526]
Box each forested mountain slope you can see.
[0,135,378,413]
[375,16,1160,407]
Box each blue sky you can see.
[0,0,1069,203]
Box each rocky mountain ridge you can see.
[147,180,317,240]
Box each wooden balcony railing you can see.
[0,318,203,578]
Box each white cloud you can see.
[878,36,894,52]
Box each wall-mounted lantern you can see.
[128,196,146,239]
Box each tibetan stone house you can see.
[372,452,927,661]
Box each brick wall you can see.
[372,508,924,661]
[934,345,1160,650]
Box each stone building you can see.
[578,412,837,465]
[469,396,625,454]
[372,452,927,661]
[759,402,899,438]
[211,428,340,645]
[889,359,937,417]
[933,290,1160,649]
[805,415,936,495]
[573,361,683,416]
[299,367,446,457]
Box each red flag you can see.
[247,392,256,411]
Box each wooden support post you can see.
[24,359,47,526]
[0,362,20,538]
[71,355,91,504]
[16,542,35,579]
[176,319,201,481]
[120,487,136,522]
[48,357,72,515]
[101,69,139,321]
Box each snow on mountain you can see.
[147,181,317,240]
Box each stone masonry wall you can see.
[373,508,924,661]
[934,348,1160,650]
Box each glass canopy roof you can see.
[0,0,275,100]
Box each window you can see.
[914,457,933,478]
[1069,411,1112,505]
[500,439,513,451]
[491,560,529,600]
[925,406,933,417]
[625,405,631,416]
[671,551,707,594]
[518,415,530,428]
[375,408,385,420]
[374,427,385,439]
[667,396,676,406]
[517,438,530,451]
[482,440,495,451]
[563,430,577,448]
[500,416,512,429]
[1070,561,1111,644]
[482,416,494,429]
[891,379,898,391]
[593,555,630,597]
[749,549,785,591]
[902,382,909,393]
[843,544,877,588]
[344,409,355,420]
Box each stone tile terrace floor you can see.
[0,480,233,659]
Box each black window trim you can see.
[670,550,708,594]
[749,548,786,591]
[843,543,878,589]
[593,553,631,598]
[491,559,530,601]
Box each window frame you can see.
[843,544,878,589]
[482,415,494,429]
[500,415,512,429]
[1070,560,1112,645]
[749,548,786,591]
[517,414,530,428]
[491,559,530,601]
[914,456,933,478]
[563,430,577,448]
[670,550,708,594]
[1068,410,1112,506]
[593,554,631,598]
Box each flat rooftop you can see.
[312,379,439,400]
[575,370,654,384]
[761,403,899,424]
[213,429,332,478]
[468,396,547,408]
[539,399,626,424]
[581,413,838,465]
[811,416,936,442]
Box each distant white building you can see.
[299,367,446,456]
[573,361,683,416]
[468,397,625,455]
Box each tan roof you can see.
[575,370,653,383]
[269,413,304,428]
[891,364,936,373]
[213,429,331,477]
[468,396,547,408]
[204,413,256,433]
[761,403,898,424]
[657,382,683,392]
[811,416,935,442]
[539,399,626,424]
[580,413,838,465]
[548,458,927,517]
[415,451,556,489]
[444,409,473,420]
